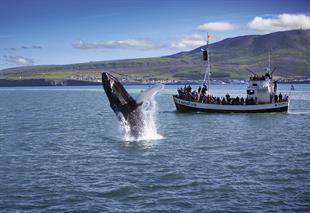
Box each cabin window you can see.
[247,89,255,95]
[252,83,258,86]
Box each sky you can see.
[0,0,310,69]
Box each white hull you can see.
[173,96,289,113]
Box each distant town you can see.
[71,73,310,85]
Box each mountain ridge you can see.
[1,29,310,81]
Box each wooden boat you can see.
[173,96,288,113]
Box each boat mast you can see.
[268,50,271,72]
[202,32,211,93]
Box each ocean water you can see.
[0,84,309,212]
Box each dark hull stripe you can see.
[174,101,288,113]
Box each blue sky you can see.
[0,0,309,69]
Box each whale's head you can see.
[102,72,121,101]
[101,72,138,117]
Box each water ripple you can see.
[0,85,310,211]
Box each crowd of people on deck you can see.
[177,84,288,105]
[274,93,288,103]
[250,72,271,81]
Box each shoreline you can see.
[0,78,309,87]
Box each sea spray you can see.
[118,114,133,141]
[120,84,164,141]
[139,96,164,140]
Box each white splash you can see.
[120,84,164,142]
[118,115,134,141]
[139,96,164,141]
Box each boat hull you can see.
[173,96,288,113]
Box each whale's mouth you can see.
[102,73,119,96]
[102,72,114,88]
[109,79,115,90]
[102,72,133,107]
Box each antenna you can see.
[268,51,271,72]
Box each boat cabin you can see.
[247,73,275,104]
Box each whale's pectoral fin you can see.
[135,84,164,104]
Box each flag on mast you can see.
[207,32,212,42]
[203,32,212,61]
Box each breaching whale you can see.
[101,72,163,138]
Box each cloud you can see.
[73,39,161,50]
[9,45,42,51]
[3,55,34,66]
[31,45,42,49]
[197,21,235,31]
[170,34,206,49]
[248,13,310,32]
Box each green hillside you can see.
[1,29,309,81]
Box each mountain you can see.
[1,29,310,81]
[167,29,310,79]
